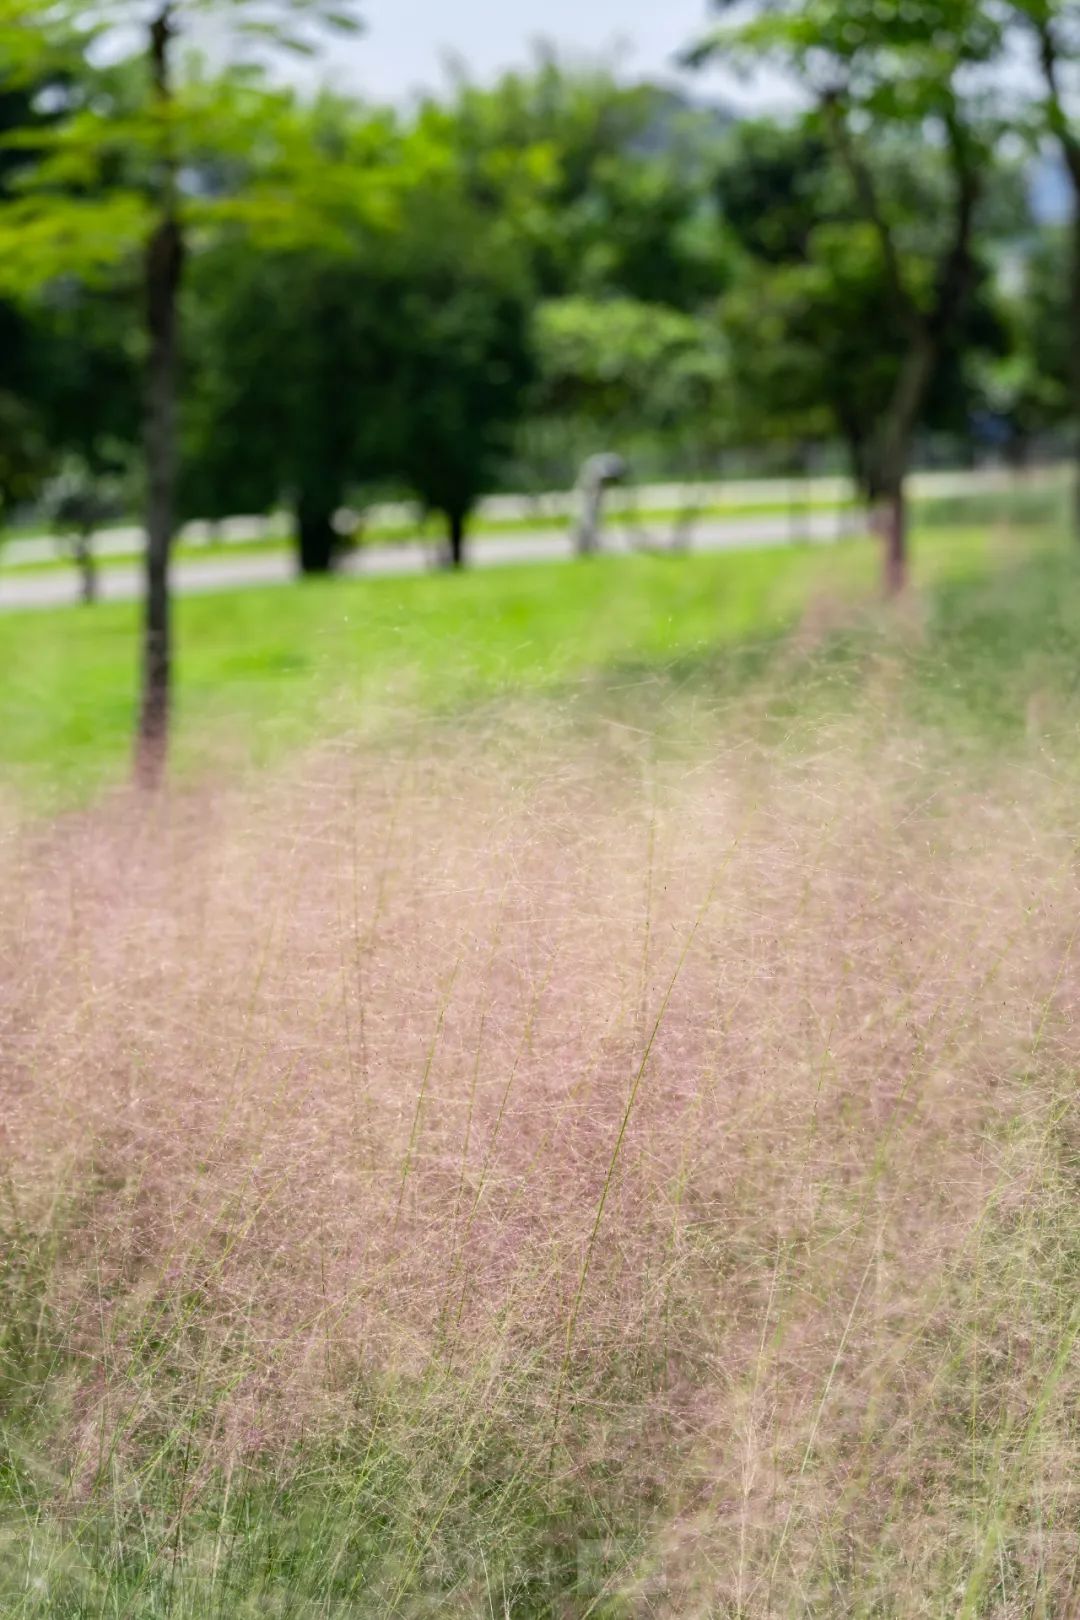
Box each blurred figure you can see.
[575,452,627,556]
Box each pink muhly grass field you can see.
[1,703,1077,1615]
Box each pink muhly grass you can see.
[0,701,1077,1614]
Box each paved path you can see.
[0,510,861,612]
[2,464,1056,575]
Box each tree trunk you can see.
[296,503,338,574]
[446,509,466,569]
[870,339,935,598]
[880,482,908,598]
[137,211,182,786]
[76,528,97,605]
[1070,199,1080,539]
[136,4,181,790]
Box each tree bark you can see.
[880,483,908,599]
[446,509,466,569]
[870,339,936,597]
[296,502,338,574]
[136,4,182,790]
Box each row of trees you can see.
[1,2,1080,780]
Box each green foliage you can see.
[716,117,1010,478]
[694,2,1013,524]
[0,387,49,513]
[713,117,833,265]
[0,59,142,516]
[32,285,141,473]
[181,101,536,560]
[377,252,535,542]
[535,296,729,444]
[0,73,61,511]
[978,224,1074,447]
[428,60,732,309]
[406,60,738,493]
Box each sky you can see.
[322,0,727,104]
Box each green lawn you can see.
[0,520,1068,809]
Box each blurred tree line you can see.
[0,1,1079,775]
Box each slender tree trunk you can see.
[136,4,182,789]
[871,339,935,597]
[296,501,338,574]
[446,509,466,569]
[871,468,912,598]
[880,481,908,598]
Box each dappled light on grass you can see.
[1,679,1077,1616]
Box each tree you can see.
[1010,1,1080,528]
[379,239,535,568]
[0,50,67,521]
[180,93,411,575]
[0,52,140,572]
[714,118,868,475]
[427,61,736,499]
[182,237,391,574]
[181,104,535,573]
[0,1,361,784]
[689,0,1006,593]
[714,118,1009,499]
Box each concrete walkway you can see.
[0,509,859,612]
